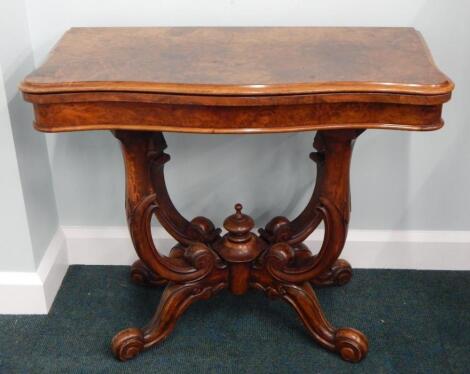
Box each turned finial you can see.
[223,203,255,243]
[214,203,266,295]
[214,202,264,263]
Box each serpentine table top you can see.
[20,27,453,133]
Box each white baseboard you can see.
[63,226,175,264]
[63,225,470,270]
[0,229,67,314]
[1,225,469,314]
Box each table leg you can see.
[110,129,367,363]
[254,129,368,362]
[250,274,367,362]
[111,131,227,361]
[260,130,362,287]
[112,276,227,361]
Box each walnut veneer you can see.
[21,27,453,363]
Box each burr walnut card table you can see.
[21,27,453,363]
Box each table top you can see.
[21,27,452,97]
[21,27,453,134]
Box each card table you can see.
[21,27,453,363]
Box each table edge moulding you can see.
[20,27,453,364]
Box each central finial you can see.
[223,202,254,239]
[234,203,243,218]
[214,202,265,295]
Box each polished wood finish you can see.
[20,27,453,364]
[111,129,367,362]
[28,98,445,133]
[21,27,452,134]
[21,27,451,96]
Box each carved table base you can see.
[111,129,368,363]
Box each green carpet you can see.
[0,266,469,373]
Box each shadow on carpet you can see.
[0,266,469,373]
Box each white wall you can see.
[0,0,59,270]
[0,66,36,271]
[21,0,470,232]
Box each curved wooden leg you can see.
[254,280,367,362]
[112,278,227,361]
[114,130,222,283]
[110,129,368,364]
[261,130,364,246]
[112,130,228,361]
[260,130,363,286]
[251,130,367,362]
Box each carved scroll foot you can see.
[130,260,168,287]
[289,246,353,287]
[111,328,145,361]
[112,279,227,361]
[335,327,369,363]
[258,281,368,363]
[311,259,353,287]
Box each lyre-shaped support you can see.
[113,130,223,283]
[252,129,368,362]
[260,130,362,286]
[112,130,228,361]
[111,129,367,363]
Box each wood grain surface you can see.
[20,27,453,96]
[21,27,453,133]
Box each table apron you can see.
[32,101,444,133]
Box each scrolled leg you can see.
[253,279,368,363]
[253,130,367,361]
[113,232,227,360]
[111,129,368,364]
[261,130,364,285]
[112,130,229,361]
[112,277,227,361]
[261,130,363,247]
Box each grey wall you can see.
[0,0,59,270]
[24,0,470,231]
